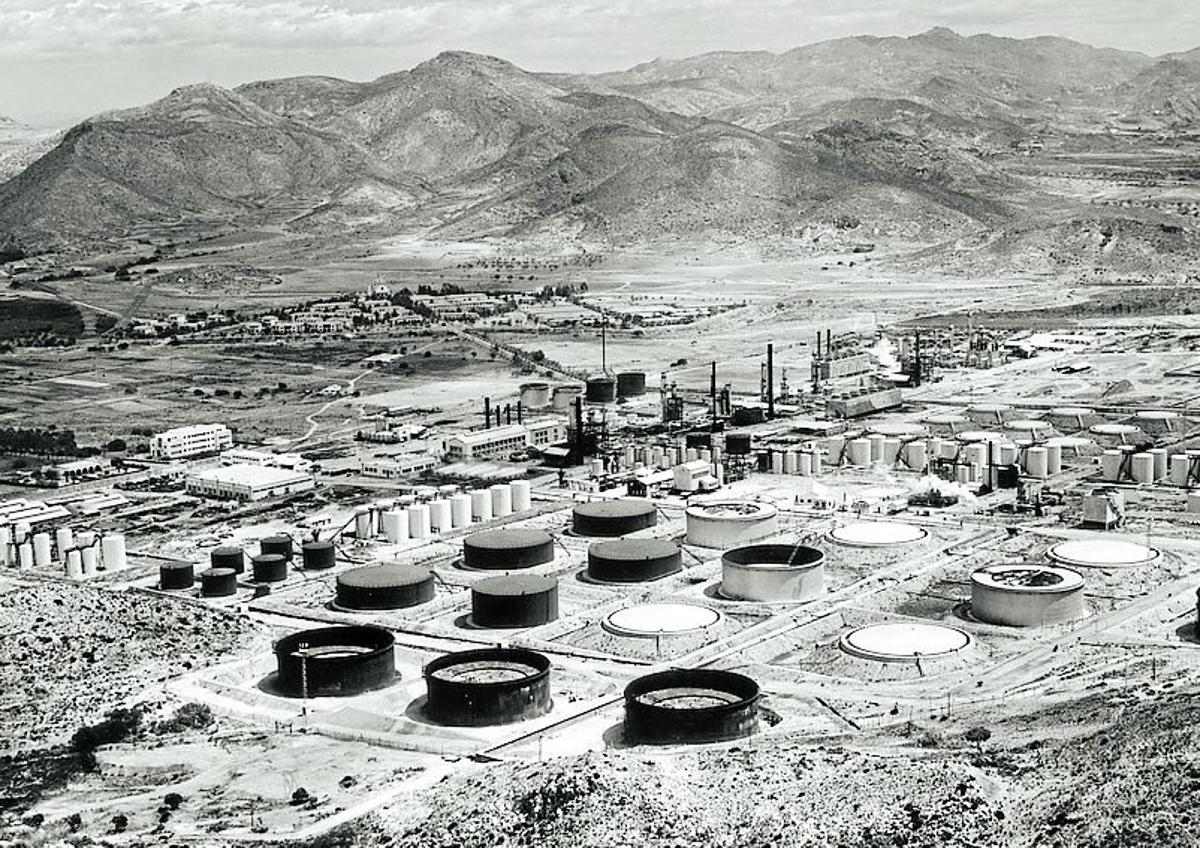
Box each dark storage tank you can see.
[201,567,238,597]
[725,433,752,455]
[300,540,337,570]
[616,371,647,398]
[336,563,435,610]
[210,546,245,573]
[587,539,682,583]
[686,432,711,450]
[471,574,559,628]
[159,562,194,590]
[572,499,657,536]
[462,529,554,570]
[274,625,396,697]
[252,553,288,583]
[585,377,616,403]
[424,647,552,726]
[260,534,294,561]
[624,668,760,744]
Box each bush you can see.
[71,706,144,763]
[105,438,127,452]
[164,792,184,810]
[111,813,128,833]
[290,787,310,806]
[95,314,119,334]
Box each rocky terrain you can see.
[0,583,264,752]
[293,688,1200,848]
[1,29,1198,270]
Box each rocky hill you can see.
[1,30,1198,260]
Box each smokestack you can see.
[574,396,585,463]
[495,407,502,428]
[767,343,775,420]
[517,400,523,423]
[826,329,832,357]
[505,404,511,425]
[601,314,607,375]
[914,332,922,388]
[484,396,491,429]
[710,361,718,430]
[816,331,821,359]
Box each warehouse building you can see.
[361,453,440,478]
[150,423,233,460]
[185,463,314,501]
[444,418,568,461]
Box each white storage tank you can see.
[771,451,784,474]
[783,451,798,474]
[471,490,493,522]
[1170,453,1191,486]
[450,494,473,527]
[66,550,83,580]
[55,526,74,559]
[868,433,886,462]
[847,438,871,467]
[490,483,513,518]
[903,440,927,471]
[970,564,1086,627]
[685,501,779,549]
[1131,452,1155,484]
[408,504,431,539]
[101,534,126,570]
[382,509,408,543]
[81,545,98,576]
[1045,444,1063,476]
[520,382,552,409]
[797,452,813,477]
[32,533,52,568]
[1025,447,1049,479]
[430,499,453,533]
[18,542,33,570]
[1187,492,1200,514]
[1101,450,1124,482]
[509,479,531,514]
[355,508,372,539]
[1149,448,1168,480]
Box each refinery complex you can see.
[3,299,1200,842]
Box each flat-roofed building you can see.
[185,463,314,501]
[150,424,233,460]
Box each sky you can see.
[1,0,1197,126]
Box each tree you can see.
[164,792,184,810]
[105,438,127,452]
[111,813,129,833]
[965,726,992,753]
[290,787,310,806]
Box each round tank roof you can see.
[473,573,557,596]
[338,563,432,589]
[1049,406,1094,416]
[464,528,553,550]
[968,403,1013,413]
[1045,436,1094,449]
[1090,423,1140,435]
[840,622,971,662]
[685,500,777,520]
[588,538,679,562]
[1005,419,1053,431]
[574,499,655,520]
[957,430,1008,443]
[1047,539,1159,568]
[603,603,721,637]
[829,521,928,547]
[869,422,927,438]
[1136,410,1178,420]
[971,564,1084,592]
[923,413,967,424]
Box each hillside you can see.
[1,30,1198,261]
[283,689,1200,848]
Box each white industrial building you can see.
[150,423,233,460]
[220,448,312,472]
[445,425,530,461]
[361,454,440,478]
[185,463,315,501]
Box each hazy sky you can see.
[1,0,1196,126]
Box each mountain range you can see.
[1,28,1198,266]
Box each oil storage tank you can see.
[520,382,551,409]
[201,567,238,597]
[970,564,1086,626]
[551,384,584,412]
[623,669,759,744]
[572,499,657,536]
[462,529,554,570]
[260,534,294,561]
[470,574,559,627]
[301,539,337,570]
[159,562,194,591]
[274,625,396,697]
[587,539,682,583]
[685,501,778,548]
[252,553,288,583]
[424,647,552,726]
[616,371,647,398]
[721,544,825,602]
[585,376,616,403]
[336,563,435,610]
[210,546,245,573]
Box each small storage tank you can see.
[551,384,584,412]
[519,382,552,409]
[623,669,759,745]
[970,564,1086,626]
[252,553,288,583]
[616,371,647,398]
[725,433,752,455]
[429,499,453,533]
[587,539,682,583]
[260,534,294,561]
[354,507,372,539]
[381,508,408,543]
[424,647,552,726]
[470,574,559,627]
[210,546,245,573]
[846,438,871,467]
[1101,449,1125,482]
[450,494,473,527]
[585,376,616,403]
[101,534,126,570]
[470,489,493,522]
[720,544,825,602]
[65,550,83,580]
[572,499,657,536]
[1130,452,1155,484]
[490,483,513,518]
[510,479,532,512]
[300,540,336,571]
[685,501,778,549]
[336,563,435,610]
[55,527,74,559]
[463,529,554,570]
[408,504,431,539]
[201,567,238,597]
[159,562,194,591]
[1025,446,1049,478]
[32,533,52,568]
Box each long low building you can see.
[185,463,315,501]
[444,418,569,461]
[151,423,233,460]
